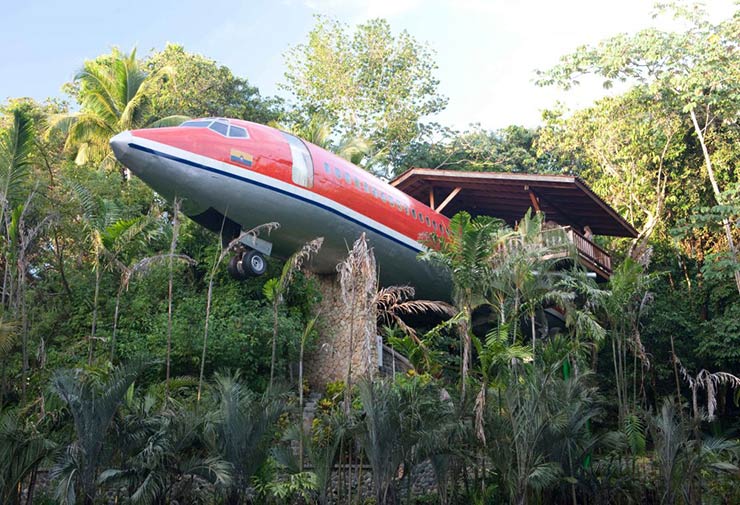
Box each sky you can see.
[1,0,736,130]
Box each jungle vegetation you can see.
[0,3,738,504]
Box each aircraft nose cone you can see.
[110,130,132,161]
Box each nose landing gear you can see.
[227,249,268,279]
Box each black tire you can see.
[239,250,268,277]
[227,254,245,279]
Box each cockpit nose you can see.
[110,130,133,161]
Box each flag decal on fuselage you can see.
[230,149,253,167]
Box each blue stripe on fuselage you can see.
[128,142,422,253]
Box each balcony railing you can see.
[557,226,612,277]
[528,226,612,278]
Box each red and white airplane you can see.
[110,118,451,299]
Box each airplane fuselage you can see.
[110,118,451,299]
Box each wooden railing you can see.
[533,226,612,277]
[498,225,613,278]
[561,226,612,276]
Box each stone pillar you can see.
[304,272,378,391]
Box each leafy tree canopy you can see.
[282,16,447,173]
[146,44,284,123]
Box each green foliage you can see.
[146,44,283,123]
[50,358,149,504]
[283,16,447,172]
[207,371,286,504]
[0,409,55,505]
[397,123,557,177]
[51,47,187,170]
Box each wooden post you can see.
[436,187,462,214]
[525,186,541,213]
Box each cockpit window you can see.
[228,125,248,138]
[180,120,212,128]
[209,121,229,136]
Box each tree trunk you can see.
[197,279,214,403]
[165,200,180,402]
[270,299,279,390]
[110,288,122,361]
[88,264,100,366]
[298,332,304,471]
[689,108,740,295]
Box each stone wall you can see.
[326,460,438,504]
[304,273,378,391]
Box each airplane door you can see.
[281,132,314,188]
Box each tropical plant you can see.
[263,236,323,390]
[206,371,286,505]
[50,358,149,505]
[0,409,55,505]
[50,48,187,174]
[100,398,231,505]
[647,399,739,505]
[421,211,505,401]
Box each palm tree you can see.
[49,48,187,175]
[50,358,148,505]
[0,410,55,505]
[421,212,505,401]
[0,108,36,401]
[647,399,739,505]
[208,371,286,505]
[357,376,449,505]
[602,259,653,422]
[100,399,231,505]
[68,180,125,364]
[272,114,370,164]
[0,108,35,233]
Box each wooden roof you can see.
[390,168,638,238]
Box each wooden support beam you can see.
[435,186,462,214]
[526,185,541,213]
[429,187,435,210]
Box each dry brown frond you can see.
[338,233,378,383]
[680,361,740,420]
[280,237,324,290]
[375,285,454,343]
[123,253,196,288]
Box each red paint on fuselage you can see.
[131,119,450,247]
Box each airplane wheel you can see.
[227,254,246,280]
[239,250,268,277]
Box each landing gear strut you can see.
[227,248,268,279]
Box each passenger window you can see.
[353,177,360,188]
[344,173,351,185]
[324,162,331,174]
[426,216,431,226]
[432,221,437,231]
[209,121,229,136]
[334,167,342,178]
[411,209,416,218]
[281,132,313,188]
[418,213,424,223]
